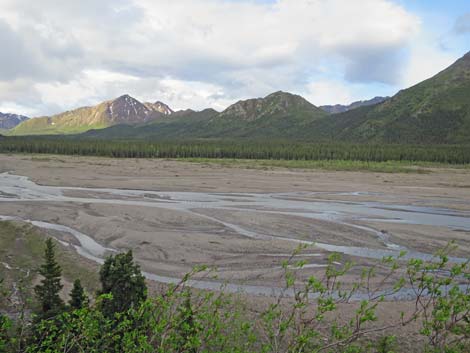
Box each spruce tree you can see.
[34,238,64,315]
[69,279,87,310]
[98,250,147,317]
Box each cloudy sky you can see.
[0,0,469,116]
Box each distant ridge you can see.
[8,51,470,143]
[320,96,389,114]
[11,95,173,135]
[10,91,328,137]
[315,50,470,143]
[81,91,328,140]
[0,112,29,129]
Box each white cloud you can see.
[0,102,38,117]
[401,44,456,89]
[33,70,231,113]
[305,80,358,106]
[149,78,231,111]
[131,0,419,79]
[34,70,139,113]
[0,0,458,116]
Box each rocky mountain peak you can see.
[106,95,158,124]
[153,101,174,115]
[143,101,174,115]
[0,112,29,129]
[112,94,140,105]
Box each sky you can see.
[0,0,469,117]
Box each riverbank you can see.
[0,154,469,289]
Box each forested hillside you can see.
[312,52,470,144]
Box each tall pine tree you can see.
[69,279,87,310]
[34,238,64,315]
[98,250,147,318]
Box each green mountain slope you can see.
[204,91,328,138]
[313,51,470,144]
[82,108,219,139]
[9,52,470,143]
[11,95,167,135]
[83,51,470,144]
[81,91,328,140]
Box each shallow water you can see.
[1,172,469,256]
[2,214,466,301]
[1,172,469,298]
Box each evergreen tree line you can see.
[32,239,146,321]
[1,238,470,352]
[1,239,148,352]
[0,137,469,164]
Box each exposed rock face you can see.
[106,95,161,124]
[12,95,174,135]
[0,113,29,129]
[144,101,174,115]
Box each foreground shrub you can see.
[1,243,469,352]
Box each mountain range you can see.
[320,96,388,114]
[11,95,176,135]
[6,50,470,144]
[0,113,29,130]
[313,51,470,144]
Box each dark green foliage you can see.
[376,335,397,353]
[69,279,87,310]
[314,52,470,144]
[80,107,220,140]
[175,290,198,353]
[34,239,64,316]
[0,278,11,352]
[1,137,470,164]
[14,245,470,352]
[1,245,470,352]
[0,315,11,353]
[98,251,147,318]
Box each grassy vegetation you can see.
[179,158,470,173]
[18,153,470,173]
[8,122,109,136]
[2,240,470,352]
[0,221,99,310]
